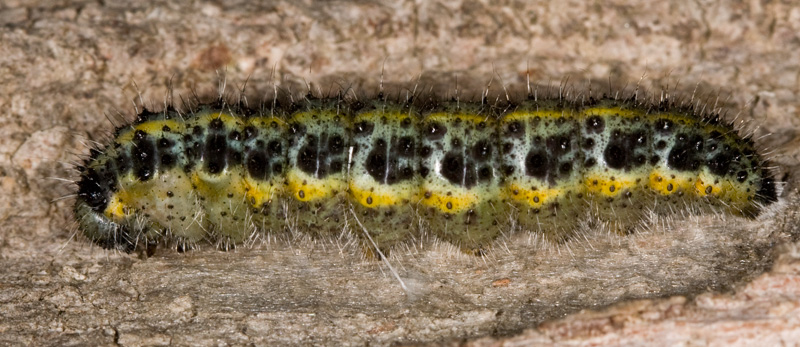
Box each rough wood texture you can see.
[1,0,799,345]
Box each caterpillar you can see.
[73,84,779,256]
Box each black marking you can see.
[247,150,269,180]
[426,122,447,140]
[243,126,257,140]
[582,138,595,150]
[132,131,156,181]
[560,162,572,176]
[667,134,704,171]
[736,170,748,183]
[655,119,674,134]
[204,134,228,174]
[209,118,224,130]
[419,145,432,158]
[328,134,345,155]
[501,165,515,176]
[160,154,176,169]
[441,151,477,188]
[585,116,604,133]
[267,140,283,157]
[603,130,649,171]
[354,121,374,137]
[478,166,492,181]
[756,176,778,204]
[398,136,415,158]
[77,168,110,212]
[297,137,320,176]
[708,153,733,176]
[525,150,548,180]
[158,137,173,149]
[473,140,492,161]
[506,121,523,138]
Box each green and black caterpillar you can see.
[74,88,778,255]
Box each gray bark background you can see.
[1,0,800,345]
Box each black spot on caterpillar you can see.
[73,83,779,256]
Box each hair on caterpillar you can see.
[65,71,784,295]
